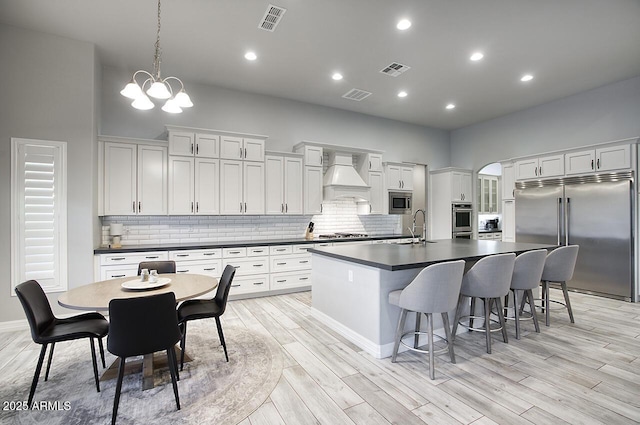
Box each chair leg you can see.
[112,357,126,425]
[427,313,435,380]
[527,290,540,333]
[469,297,476,330]
[441,312,455,364]
[215,316,229,362]
[451,294,464,342]
[167,348,181,410]
[513,290,521,340]
[504,293,509,318]
[484,298,492,354]
[89,337,100,393]
[414,312,421,349]
[173,346,180,381]
[28,344,48,406]
[561,281,575,323]
[543,281,550,326]
[391,309,408,363]
[44,342,55,381]
[99,338,106,368]
[495,297,508,344]
[180,322,187,371]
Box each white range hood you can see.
[323,151,370,202]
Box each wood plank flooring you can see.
[3,288,640,424]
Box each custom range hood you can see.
[323,151,370,201]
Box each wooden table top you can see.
[58,273,218,311]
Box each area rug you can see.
[0,322,283,425]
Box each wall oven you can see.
[388,191,412,214]
[452,203,473,235]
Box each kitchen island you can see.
[308,239,555,358]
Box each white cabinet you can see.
[501,163,515,200]
[222,248,269,296]
[502,200,515,242]
[270,244,312,291]
[429,168,473,240]
[356,153,385,215]
[265,154,303,215]
[220,136,265,162]
[299,145,323,167]
[515,154,564,180]
[104,142,167,215]
[168,131,219,158]
[565,144,630,175]
[385,163,414,191]
[303,166,323,214]
[477,174,499,213]
[358,153,383,173]
[168,157,219,215]
[219,160,265,215]
[451,171,472,202]
[367,171,385,214]
[96,251,169,281]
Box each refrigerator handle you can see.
[557,198,562,246]
[565,197,570,246]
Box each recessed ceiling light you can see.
[470,52,484,61]
[397,91,408,98]
[397,19,412,30]
[445,103,456,110]
[332,73,343,81]
[244,51,257,61]
[520,74,534,82]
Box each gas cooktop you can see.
[318,232,369,239]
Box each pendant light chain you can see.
[153,0,162,79]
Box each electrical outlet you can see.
[348,270,353,282]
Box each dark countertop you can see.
[307,239,556,271]
[94,234,411,254]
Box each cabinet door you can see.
[304,146,323,167]
[219,160,243,215]
[501,164,515,200]
[460,172,472,202]
[265,155,284,214]
[565,150,595,175]
[284,157,303,214]
[490,177,498,213]
[400,166,414,191]
[538,154,564,177]
[244,161,265,214]
[195,158,219,215]
[502,200,515,242]
[168,131,194,156]
[244,138,265,162]
[368,154,383,172]
[220,136,243,160]
[104,142,137,215]
[386,166,402,190]
[137,145,167,215]
[514,158,539,180]
[168,156,195,214]
[195,134,219,158]
[596,144,630,171]
[368,171,385,214]
[304,166,323,214]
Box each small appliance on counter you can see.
[305,222,314,240]
[485,218,499,230]
[110,223,123,248]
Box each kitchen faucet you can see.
[412,209,427,244]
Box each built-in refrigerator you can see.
[515,172,634,301]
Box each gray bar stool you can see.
[540,245,579,326]
[452,253,515,354]
[504,249,547,339]
[388,260,465,380]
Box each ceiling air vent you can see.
[259,4,287,32]
[380,62,411,77]
[342,88,372,101]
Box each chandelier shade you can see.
[120,0,192,113]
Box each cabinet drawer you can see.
[314,242,333,248]
[270,254,311,272]
[175,260,222,277]
[229,274,270,295]
[170,249,222,261]
[100,251,168,266]
[292,244,314,253]
[101,267,138,280]
[223,257,269,276]
[247,246,269,257]
[270,271,312,290]
[270,245,293,255]
[222,247,247,258]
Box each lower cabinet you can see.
[96,251,169,281]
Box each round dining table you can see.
[58,273,218,390]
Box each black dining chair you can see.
[107,292,182,425]
[177,264,236,369]
[137,260,176,275]
[14,280,109,405]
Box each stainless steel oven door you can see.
[452,204,473,233]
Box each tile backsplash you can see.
[101,199,402,246]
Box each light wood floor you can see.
[3,289,640,424]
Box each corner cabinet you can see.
[265,154,304,215]
[103,141,168,215]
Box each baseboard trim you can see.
[0,319,29,332]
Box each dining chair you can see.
[107,292,182,425]
[177,264,236,369]
[388,260,465,379]
[14,280,109,406]
[137,260,176,275]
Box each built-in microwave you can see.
[388,191,412,214]
[452,203,473,234]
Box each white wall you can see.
[0,24,99,322]
[450,75,640,172]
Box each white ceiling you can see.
[2,0,640,130]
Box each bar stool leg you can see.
[495,297,508,344]
[441,312,455,364]
[470,297,476,330]
[526,289,540,333]
[544,280,551,326]
[484,298,492,354]
[414,312,421,349]
[451,294,465,342]
[513,290,521,340]
[426,313,435,380]
[391,309,408,363]
[561,281,575,323]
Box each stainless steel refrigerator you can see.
[515,173,634,300]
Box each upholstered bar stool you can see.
[540,245,579,326]
[388,260,465,380]
[452,253,515,354]
[504,249,547,339]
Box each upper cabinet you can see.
[477,174,499,213]
[103,141,167,215]
[168,157,219,215]
[385,162,414,191]
[168,131,219,158]
[515,154,564,180]
[451,170,472,202]
[501,162,515,200]
[300,145,323,167]
[220,136,265,161]
[565,145,631,175]
[265,154,303,215]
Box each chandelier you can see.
[120,0,193,113]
